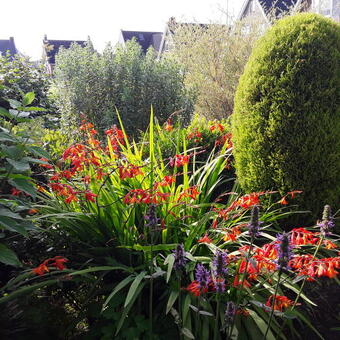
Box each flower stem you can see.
[263,270,282,340]
[214,294,221,340]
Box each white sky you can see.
[0,0,243,60]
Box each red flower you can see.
[32,263,49,275]
[233,275,251,288]
[178,186,200,201]
[119,164,143,179]
[170,154,190,167]
[32,256,68,275]
[84,191,97,202]
[39,158,53,169]
[157,175,176,188]
[186,281,208,296]
[287,190,302,199]
[290,228,319,246]
[198,234,213,244]
[11,188,22,196]
[210,124,225,133]
[279,196,288,205]
[265,295,294,311]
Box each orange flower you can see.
[119,164,143,179]
[157,175,176,187]
[210,123,225,133]
[39,158,53,169]
[279,196,288,205]
[323,240,338,249]
[233,275,251,288]
[290,228,319,246]
[32,256,68,275]
[28,208,38,215]
[32,263,49,275]
[178,186,200,201]
[265,295,294,311]
[164,120,173,132]
[198,234,213,244]
[287,190,302,199]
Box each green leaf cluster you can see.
[232,13,340,222]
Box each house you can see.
[0,37,17,58]
[42,35,87,74]
[238,0,340,23]
[119,30,163,54]
[157,17,218,58]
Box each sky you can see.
[0,0,243,60]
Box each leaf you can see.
[0,243,21,267]
[22,92,35,106]
[166,290,179,314]
[248,309,276,340]
[181,327,195,339]
[0,216,28,236]
[6,158,30,172]
[0,107,12,119]
[0,280,58,305]
[115,282,145,335]
[0,132,16,142]
[8,178,36,198]
[69,266,131,277]
[27,146,51,159]
[0,208,23,219]
[8,99,21,109]
[198,310,213,316]
[166,254,175,283]
[124,271,146,307]
[102,275,135,311]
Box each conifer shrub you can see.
[232,13,340,221]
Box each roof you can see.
[120,30,163,53]
[0,37,17,57]
[259,0,299,17]
[43,38,86,65]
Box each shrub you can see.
[51,40,194,135]
[232,13,340,221]
[0,54,53,111]
[166,18,263,119]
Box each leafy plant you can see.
[232,13,340,223]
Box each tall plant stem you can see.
[149,232,154,339]
[278,236,324,338]
[178,277,183,340]
[214,293,221,340]
[263,270,282,340]
[228,237,254,339]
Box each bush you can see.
[166,18,263,119]
[51,40,194,135]
[0,54,53,111]
[232,13,340,222]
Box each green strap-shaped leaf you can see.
[166,290,179,314]
[124,271,146,307]
[102,275,134,310]
[8,178,36,198]
[6,158,30,172]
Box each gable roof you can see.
[120,30,163,53]
[259,0,299,17]
[0,37,17,57]
[43,37,86,65]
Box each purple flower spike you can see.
[248,205,261,238]
[144,204,159,229]
[195,264,210,289]
[173,244,187,271]
[214,278,226,293]
[317,205,335,236]
[212,250,228,277]
[224,301,236,325]
[275,232,293,271]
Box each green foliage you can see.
[0,92,52,270]
[232,13,340,221]
[167,18,263,119]
[51,39,194,135]
[0,54,53,111]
